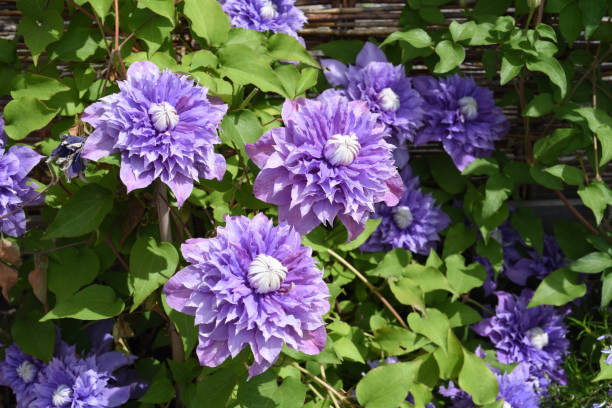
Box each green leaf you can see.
[407,309,450,352]
[129,9,174,56]
[11,73,71,101]
[569,252,612,273]
[190,364,238,407]
[524,93,554,118]
[443,224,477,258]
[332,335,366,363]
[184,0,230,47]
[373,326,430,356]
[526,55,567,97]
[419,6,445,23]
[559,2,583,45]
[339,218,381,251]
[462,157,499,176]
[511,207,543,254]
[579,0,607,39]
[138,0,175,24]
[18,11,64,64]
[473,0,512,20]
[445,255,487,295]
[87,0,113,18]
[139,364,176,403]
[42,284,125,320]
[482,173,513,218]
[594,353,612,381]
[238,370,306,408]
[530,164,564,190]
[436,302,482,328]
[405,264,453,293]
[430,154,466,194]
[536,23,557,42]
[48,247,100,301]
[434,40,465,73]
[389,277,425,312]
[574,107,612,167]
[500,52,523,85]
[369,249,411,278]
[267,34,318,67]
[577,180,612,224]
[315,40,364,64]
[221,110,264,159]
[433,329,463,379]
[554,220,594,260]
[47,18,105,62]
[356,362,414,408]
[219,44,287,97]
[188,50,218,69]
[543,164,584,186]
[534,128,585,164]
[12,309,56,361]
[3,97,58,140]
[46,184,114,238]
[601,270,612,308]
[129,236,179,311]
[381,29,432,48]
[528,268,587,307]
[458,348,498,405]
[450,21,477,42]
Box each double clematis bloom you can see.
[321,42,425,145]
[246,90,403,240]
[413,74,509,171]
[220,0,306,39]
[472,290,570,387]
[81,61,227,207]
[0,344,45,407]
[0,117,44,237]
[164,214,330,377]
[361,165,450,255]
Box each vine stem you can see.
[592,43,601,181]
[327,249,409,330]
[154,180,184,407]
[288,362,356,407]
[113,0,127,78]
[553,190,600,237]
[320,364,341,408]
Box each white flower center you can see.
[527,326,549,350]
[148,102,179,132]
[52,384,72,407]
[458,96,478,120]
[324,133,361,166]
[259,0,279,19]
[248,254,288,294]
[378,88,400,111]
[16,361,36,383]
[392,206,413,229]
[503,401,512,408]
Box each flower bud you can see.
[527,0,541,9]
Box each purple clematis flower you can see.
[220,0,306,39]
[602,346,612,365]
[321,42,425,145]
[246,90,403,240]
[0,130,44,237]
[0,344,45,407]
[32,348,132,408]
[472,290,570,387]
[81,61,227,207]
[361,166,449,255]
[413,74,509,171]
[164,214,330,378]
[439,363,541,408]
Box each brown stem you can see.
[157,191,193,239]
[554,190,600,235]
[327,249,409,330]
[592,48,601,181]
[113,0,127,78]
[289,362,356,407]
[320,364,341,408]
[104,236,130,272]
[518,70,532,163]
[23,239,93,256]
